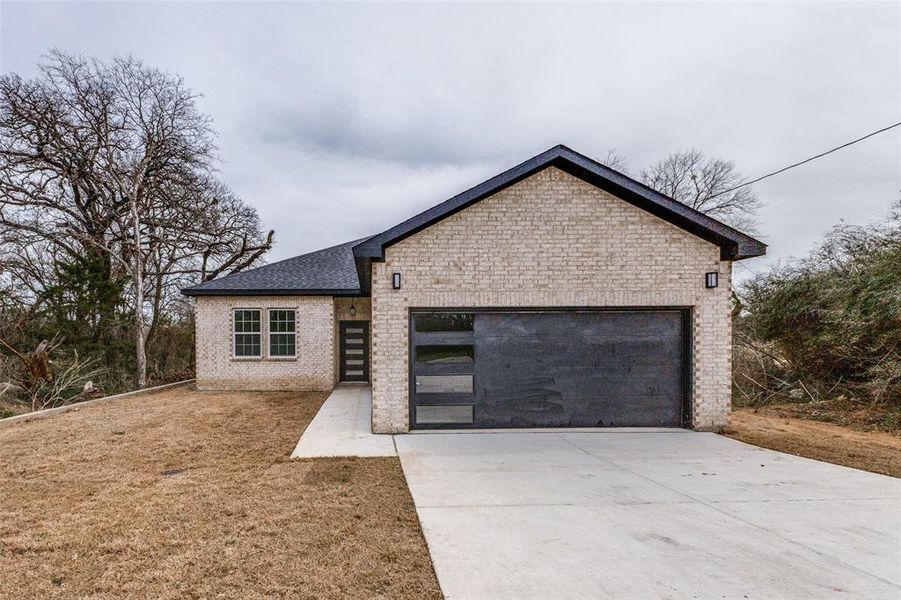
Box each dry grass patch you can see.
[735,398,901,433]
[0,387,441,599]
[725,408,901,478]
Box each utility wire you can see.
[708,121,901,199]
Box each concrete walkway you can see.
[291,385,395,457]
[396,430,901,600]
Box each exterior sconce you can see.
[392,272,401,290]
[349,303,356,317]
[705,272,719,288]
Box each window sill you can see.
[231,357,263,362]
[268,356,298,361]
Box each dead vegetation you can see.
[0,387,441,599]
[0,335,102,412]
[733,201,900,430]
[724,408,901,478]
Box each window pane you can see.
[416,345,474,365]
[415,375,473,394]
[235,310,261,333]
[414,313,474,333]
[269,309,295,333]
[235,333,261,357]
[270,333,296,357]
[416,405,474,424]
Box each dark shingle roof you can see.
[354,144,767,262]
[181,238,368,296]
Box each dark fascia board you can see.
[353,256,373,296]
[353,145,767,261]
[181,287,364,297]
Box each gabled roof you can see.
[354,144,767,262]
[182,144,766,297]
[181,238,368,296]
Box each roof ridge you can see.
[205,235,372,282]
[354,144,766,261]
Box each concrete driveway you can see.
[395,430,901,600]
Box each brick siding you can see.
[370,166,733,432]
[194,295,335,391]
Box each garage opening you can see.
[410,309,689,429]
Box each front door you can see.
[339,321,369,382]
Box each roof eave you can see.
[180,287,364,297]
[731,238,768,261]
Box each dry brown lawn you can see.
[725,408,901,478]
[0,386,441,599]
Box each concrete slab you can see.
[290,385,395,457]
[396,430,901,600]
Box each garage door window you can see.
[415,345,474,365]
[415,375,474,394]
[415,405,474,425]
[414,313,473,332]
[411,312,475,427]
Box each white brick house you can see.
[183,145,765,433]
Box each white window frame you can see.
[232,308,262,359]
[267,308,297,359]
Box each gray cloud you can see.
[2,1,899,281]
[254,102,510,166]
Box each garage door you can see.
[410,310,688,429]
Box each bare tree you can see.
[598,149,631,174]
[0,51,273,388]
[641,149,761,232]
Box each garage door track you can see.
[395,430,901,599]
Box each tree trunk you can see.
[130,197,146,388]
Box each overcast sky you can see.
[2,1,899,281]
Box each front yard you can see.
[0,387,441,599]
[3,384,897,598]
[725,408,901,478]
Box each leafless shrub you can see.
[0,335,103,411]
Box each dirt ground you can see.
[724,408,901,478]
[734,397,901,434]
[0,386,441,599]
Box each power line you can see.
[708,121,901,199]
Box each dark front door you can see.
[409,310,688,429]
[339,321,369,382]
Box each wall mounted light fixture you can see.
[349,303,356,317]
[705,272,719,288]
[392,272,401,290]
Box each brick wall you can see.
[370,166,733,433]
[195,295,334,391]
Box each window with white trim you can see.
[268,309,296,357]
[233,309,262,357]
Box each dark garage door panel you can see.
[473,312,685,428]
